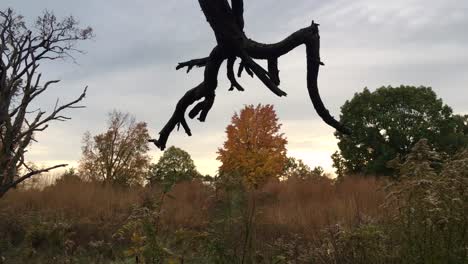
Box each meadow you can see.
[0,176,387,263]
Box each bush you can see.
[384,139,468,263]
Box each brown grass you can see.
[1,181,145,221]
[258,177,386,237]
[0,176,385,247]
[160,181,214,229]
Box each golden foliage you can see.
[217,104,287,188]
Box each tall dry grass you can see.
[0,176,385,232]
[258,177,386,237]
[160,181,214,229]
[0,175,386,263]
[1,181,145,222]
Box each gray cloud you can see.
[4,0,468,175]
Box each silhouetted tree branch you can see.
[151,0,350,150]
[0,8,92,197]
[0,164,67,195]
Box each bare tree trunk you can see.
[0,9,92,196]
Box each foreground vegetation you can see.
[1,8,467,264]
[0,140,466,264]
[0,175,385,263]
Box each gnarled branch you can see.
[151,0,350,150]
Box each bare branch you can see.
[151,46,224,150]
[151,1,350,150]
[0,164,67,194]
[237,60,253,78]
[231,0,245,30]
[227,57,245,92]
[176,57,209,73]
[267,58,280,86]
[20,86,87,138]
[1,9,91,196]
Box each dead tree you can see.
[0,9,92,197]
[151,0,350,150]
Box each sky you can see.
[3,0,468,176]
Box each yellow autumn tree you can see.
[217,104,287,189]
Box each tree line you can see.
[75,104,326,188]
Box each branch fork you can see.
[151,0,350,150]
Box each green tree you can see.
[282,157,326,180]
[331,151,347,180]
[312,166,326,177]
[148,146,200,192]
[54,168,82,186]
[335,86,468,176]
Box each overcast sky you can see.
[4,0,468,175]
